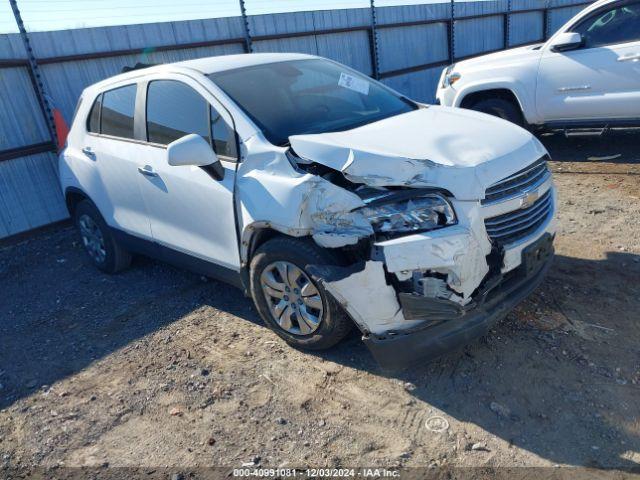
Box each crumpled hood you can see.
[289,106,548,200]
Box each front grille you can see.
[484,189,552,245]
[483,156,550,204]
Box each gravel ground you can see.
[0,130,639,476]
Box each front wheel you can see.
[249,237,352,350]
[470,98,526,128]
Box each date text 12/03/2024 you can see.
[232,468,401,477]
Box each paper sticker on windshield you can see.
[338,72,370,95]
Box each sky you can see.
[0,0,449,34]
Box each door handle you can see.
[81,147,96,159]
[137,165,158,177]
[618,53,640,62]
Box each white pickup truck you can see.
[436,0,640,130]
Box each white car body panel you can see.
[536,40,640,120]
[60,53,557,344]
[436,45,543,122]
[64,127,154,241]
[133,73,240,270]
[436,0,640,126]
[289,106,548,200]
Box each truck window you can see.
[572,2,640,48]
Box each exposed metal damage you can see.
[300,180,372,249]
[308,261,410,335]
[236,106,555,342]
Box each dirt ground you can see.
[1,130,639,476]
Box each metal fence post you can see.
[504,0,512,48]
[543,0,550,39]
[9,0,58,147]
[238,0,253,53]
[369,0,381,80]
[449,0,455,62]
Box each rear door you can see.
[136,76,240,271]
[536,0,640,122]
[82,84,152,239]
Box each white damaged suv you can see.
[60,53,556,370]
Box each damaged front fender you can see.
[237,135,376,265]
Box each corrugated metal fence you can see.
[0,0,589,239]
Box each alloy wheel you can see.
[260,261,324,335]
[78,214,107,264]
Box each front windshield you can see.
[208,59,417,146]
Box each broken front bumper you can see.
[363,246,553,371]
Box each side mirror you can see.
[550,32,583,52]
[166,134,224,180]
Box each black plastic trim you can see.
[363,248,554,371]
[545,118,640,129]
[111,228,243,289]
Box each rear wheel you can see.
[249,237,352,350]
[470,98,525,127]
[75,200,131,273]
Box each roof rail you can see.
[121,62,157,73]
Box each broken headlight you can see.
[360,194,456,234]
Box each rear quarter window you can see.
[100,85,137,139]
[87,93,102,133]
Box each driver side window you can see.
[572,2,640,48]
[146,79,238,161]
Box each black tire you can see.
[75,200,132,274]
[470,98,526,127]
[249,237,352,350]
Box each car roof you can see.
[86,52,318,93]
[173,52,317,74]
[587,0,624,12]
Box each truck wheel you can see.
[75,200,132,273]
[249,237,352,350]
[471,98,525,127]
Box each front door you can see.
[536,1,640,122]
[136,77,241,271]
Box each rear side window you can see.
[101,85,137,139]
[72,96,83,125]
[146,80,209,145]
[572,2,640,48]
[87,94,102,133]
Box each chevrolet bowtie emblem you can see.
[521,190,539,209]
